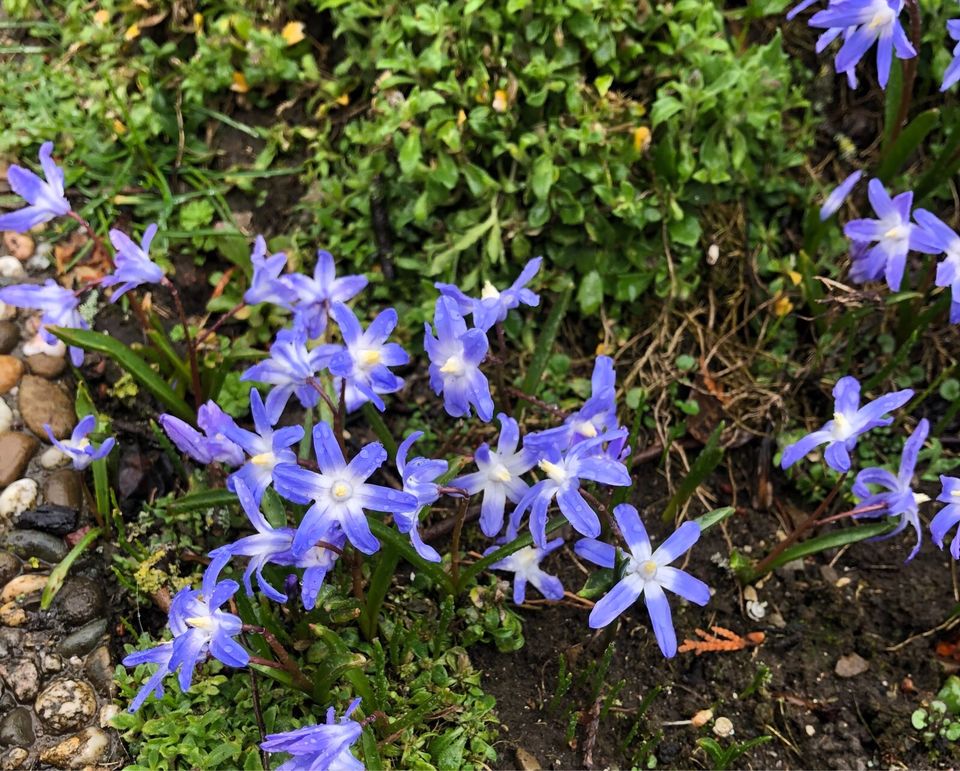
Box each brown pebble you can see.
[2,232,34,262]
[17,375,75,440]
[0,357,24,394]
[25,354,66,379]
[0,433,38,487]
[0,322,17,355]
[835,652,870,678]
[42,470,82,512]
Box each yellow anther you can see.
[186,616,213,630]
[440,356,465,376]
[640,560,658,578]
[250,452,274,466]
[332,481,352,500]
[481,281,500,300]
[491,465,512,483]
[538,459,567,483]
[360,349,381,367]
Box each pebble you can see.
[0,707,34,747]
[40,447,69,469]
[2,233,34,262]
[21,333,64,360]
[0,434,37,488]
[17,375,75,440]
[0,748,27,770]
[0,659,39,702]
[34,678,97,733]
[16,505,77,537]
[836,652,870,678]
[0,402,11,434]
[0,603,26,628]
[0,259,24,279]
[98,704,120,728]
[0,574,47,604]
[713,716,735,738]
[0,480,38,523]
[0,553,19,588]
[0,358,23,395]
[4,529,66,563]
[39,727,111,769]
[42,470,81,512]
[0,304,13,322]
[54,577,104,625]
[0,629,22,658]
[25,354,65,379]
[58,619,107,658]
[40,653,61,673]
[84,646,113,696]
[515,747,542,770]
[0,324,16,356]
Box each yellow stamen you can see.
[360,349,381,367]
[491,466,512,483]
[480,281,500,300]
[250,452,274,466]
[440,356,464,376]
[577,421,598,439]
[186,616,213,630]
[332,481,352,500]
[640,560,658,579]
[538,459,566,483]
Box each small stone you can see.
[40,447,69,469]
[25,354,65,379]
[40,653,61,673]
[0,434,38,488]
[34,678,97,733]
[0,659,39,702]
[18,375,75,440]
[0,747,27,770]
[2,233,33,262]
[39,727,111,769]
[0,553,19,587]
[0,324,16,356]
[0,707,34,747]
[0,629,22,658]
[0,402,11,434]
[55,577,104,625]
[98,704,119,728]
[805,724,816,737]
[42,470,81,512]
[713,716,735,738]
[691,708,714,728]
[58,619,107,658]
[515,747,542,770]
[836,653,870,678]
[21,333,64,360]
[0,304,13,321]
[0,258,25,279]
[4,529,66,563]
[0,480,37,522]
[16,505,77,537]
[0,603,26,628]
[0,358,23,396]
[0,574,47,604]
[84,646,114,696]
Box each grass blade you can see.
[41,528,102,609]
[662,422,725,522]
[521,284,573,396]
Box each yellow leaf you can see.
[231,72,249,94]
[93,10,110,26]
[492,89,508,113]
[633,126,652,153]
[124,23,140,41]
[787,270,802,286]
[112,119,127,135]
[773,295,794,317]
[281,21,305,46]
[457,109,467,127]
[335,93,349,106]
[193,13,203,32]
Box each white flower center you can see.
[952,489,960,498]
[359,349,381,367]
[884,224,908,240]
[832,411,853,440]
[538,459,568,485]
[250,452,275,466]
[489,462,512,483]
[914,492,931,505]
[331,480,354,501]
[869,4,894,29]
[440,355,466,376]
[572,419,598,438]
[514,546,540,573]
[632,559,658,580]
[481,281,500,300]
[186,615,213,631]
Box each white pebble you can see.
[746,599,768,621]
[25,253,51,272]
[0,400,11,433]
[99,704,121,728]
[40,446,70,469]
[0,478,38,520]
[805,724,816,737]
[0,301,14,321]
[22,332,65,359]
[713,716,735,738]
[0,256,25,278]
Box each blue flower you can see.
[942,19,960,91]
[912,209,960,323]
[273,421,417,556]
[242,328,337,422]
[160,401,245,466]
[327,302,408,413]
[0,142,70,233]
[424,296,493,422]
[509,430,631,548]
[487,537,564,605]
[809,0,915,90]
[102,223,164,300]
[843,179,938,292]
[287,250,368,338]
[394,431,446,563]
[121,641,175,712]
[244,236,297,308]
[291,528,346,610]
[435,257,543,331]
[852,418,930,561]
[787,0,820,21]
[576,505,710,658]
[526,356,621,456]
[452,413,536,538]
[930,475,960,559]
[260,698,364,771]
[0,279,88,366]
[223,389,303,504]
[780,376,913,473]
[207,479,298,603]
[45,414,114,470]
[820,170,863,221]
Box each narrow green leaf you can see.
[882,60,904,148]
[362,402,398,459]
[877,109,939,182]
[662,422,725,522]
[693,506,735,532]
[366,518,454,594]
[168,488,237,514]
[521,284,573,396]
[49,326,194,421]
[41,528,102,609]
[916,126,960,202]
[457,515,567,592]
[531,155,556,199]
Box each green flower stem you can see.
[362,402,398,459]
[366,518,454,595]
[360,544,400,640]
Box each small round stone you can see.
[0,434,38,488]
[0,258,25,279]
[3,529,67,563]
[0,303,14,322]
[18,375,76,440]
[40,447,69,469]
[16,505,78,537]
[34,678,97,733]
[57,619,107,658]
[0,480,38,523]
[54,577,104,626]
[0,402,13,435]
[84,646,114,696]
[0,574,47,605]
[42,470,82,512]
[0,659,39,702]
[2,233,34,263]
[0,358,24,396]
[0,553,19,588]
[25,354,66,379]
[0,323,17,356]
[39,727,111,768]
[0,707,34,747]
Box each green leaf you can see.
[912,709,928,730]
[877,109,939,182]
[41,528,102,610]
[595,74,614,96]
[882,59,904,148]
[366,518,454,594]
[938,675,960,714]
[662,422,725,522]
[398,129,422,176]
[577,270,604,314]
[531,155,556,200]
[578,568,614,599]
[167,488,237,514]
[48,326,195,422]
[521,284,573,397]
[940,379,960,402]
[694,506,735,532]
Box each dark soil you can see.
[475,505,958,770]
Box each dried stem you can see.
[249,669,269,768]
[243,625,313,692]
[505,386,569,418]
[161,277,203,412]
[196,300,247,346]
